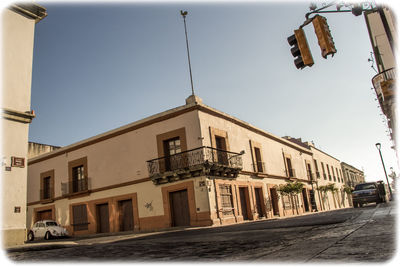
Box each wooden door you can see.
[170,190,190,227]
[96,203,110,233]
[37,209,52,221]
[239,187,249,220]
[302,188,310,212]
[163,137,181,171]
[270,188,280,216]
[254,188,264,218]
[215,136,228,165]
[119,199,134,232]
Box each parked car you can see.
[352,181,386,208]
[27,220,69,241]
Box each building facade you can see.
[365,7,396,148]
[1,3,46,247]
[28,142,61,159]
[341,162,365,188]
[283,137,349,211]
[27,96,352,237]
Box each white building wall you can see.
[1,8,37,247]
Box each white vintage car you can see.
[27,220,69,241]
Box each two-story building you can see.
[341,162,365,188]
[283,137,348,211]
[27,95,349,237]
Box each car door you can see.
[34,222,46,238]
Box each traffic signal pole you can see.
[288,2,380,70]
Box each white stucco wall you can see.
[1,8,36,245]
[1,9,35,111]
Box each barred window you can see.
[219,184,234,216]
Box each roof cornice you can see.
[9,3,47,23]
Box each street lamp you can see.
[375,143,393,200]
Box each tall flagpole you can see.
[180,10,195,96]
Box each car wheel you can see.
[44,231,52,240]
[27,231,34,241]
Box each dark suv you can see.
[352,182,387,208]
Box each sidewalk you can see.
[4,205,367,253]
[5,228,182,252]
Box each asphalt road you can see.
[5,202,396,263]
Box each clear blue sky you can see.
[24,1,398,183]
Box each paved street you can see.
[6,202,396,263]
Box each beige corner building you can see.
[27,95,351,237]
[1,3,47,246]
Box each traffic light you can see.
[312,15,337,59]
[287,28,314,69]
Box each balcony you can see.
[40,188,54,202]
[147,146,243,185]
[372,68,395,116]
[372,68,395,100]
[61,177,90,196]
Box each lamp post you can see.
[375,143,393,200]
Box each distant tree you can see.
[277,181,304,214]
[317,185,330,210]
[343,185,353,206]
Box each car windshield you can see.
[46,221,58,226]
[355,184,376,190]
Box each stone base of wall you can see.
[2,228,26,248]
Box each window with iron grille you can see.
[42,176,51,200]
[321,162,327,179]
[314,159,320,178]
[72,165,86,193]
[254,147,263,173]
[219,184,234,216]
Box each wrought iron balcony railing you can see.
[372,68,395,103]
[40,188,54,201]
[147,146,243,184]
[61,177,90,196]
